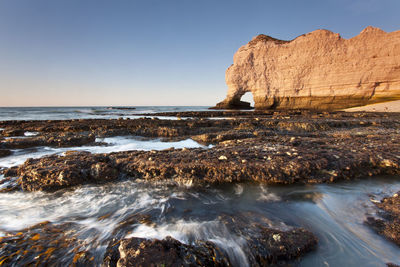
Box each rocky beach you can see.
[1,0,400,265]
[0,109,399,266]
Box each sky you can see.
[0,0,399,107]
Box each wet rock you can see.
[106,236,231,267]
[17,152,119,191]
[366,191,400,246]
[0,132,96,149]
[192,131,255,144]
[104,212,318,267]
[0,176,19,192]
[0,149,11,158]
[218,213,318,265]
[1,166,18,178]
[246,227,317,265]
[90,162,119,181]
[0,111,399,192]
[1,128,25,137]
[0,222,94,266]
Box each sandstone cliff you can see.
[214,26,400,110]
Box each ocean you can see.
[0,106,210,121]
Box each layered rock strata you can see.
[214,26,400,110]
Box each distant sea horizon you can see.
[0,106,210,121]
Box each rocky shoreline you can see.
[1,111,400,191]
[1,110,400,265]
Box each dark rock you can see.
[0,132,95,149]
[366,192,400,246]
[1,166,18,177]
[104,213,318,267]
[90,162,119,181]
[211,98,253,110]
[2,128,25,137]
[0,111,399,192]
[109,236,231,267]
[17,152,119,191]
[0,222,94,266]
[218,213,318,265]
[0,149,11,158]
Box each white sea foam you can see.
[257,185,281,202]
[0,180,167,232]
[24,131,39,136]
[81,136,205,153]
[234,184,244,195]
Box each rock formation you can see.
[214,26,400,110]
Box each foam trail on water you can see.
[258,185,281,201]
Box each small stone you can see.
[370,198,380,204]
[218,155,228,160]
[272,234,281,242]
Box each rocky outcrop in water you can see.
[0,213,317,266]
[367,191,400,246]
[0,149,11,158]
[0,132,95,149]
[214,27,400,110]
[103,216,317,267]
[1,111,400,192]
[0,221,94,266]
[15,152,119,191]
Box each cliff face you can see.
[214,27,400,110]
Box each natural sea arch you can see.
[240,92,255,108]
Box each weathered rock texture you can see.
[3,112,400,192]
[214,26,400,110]
[367,191,400,246]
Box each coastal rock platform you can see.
[1,111,399,192]
[1,111,400,265]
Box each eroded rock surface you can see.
[17,152,119,191]
[0,222,94,266]
[0,132,95,149]
[104,215,317,267]
[367,191,400,246]
[214,27,400,110]
[1,111,399,192]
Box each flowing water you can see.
[0,176,399,266]
[0,107,399,266]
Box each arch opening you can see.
[239,92,255,108]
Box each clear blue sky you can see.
[0,0,399,106]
